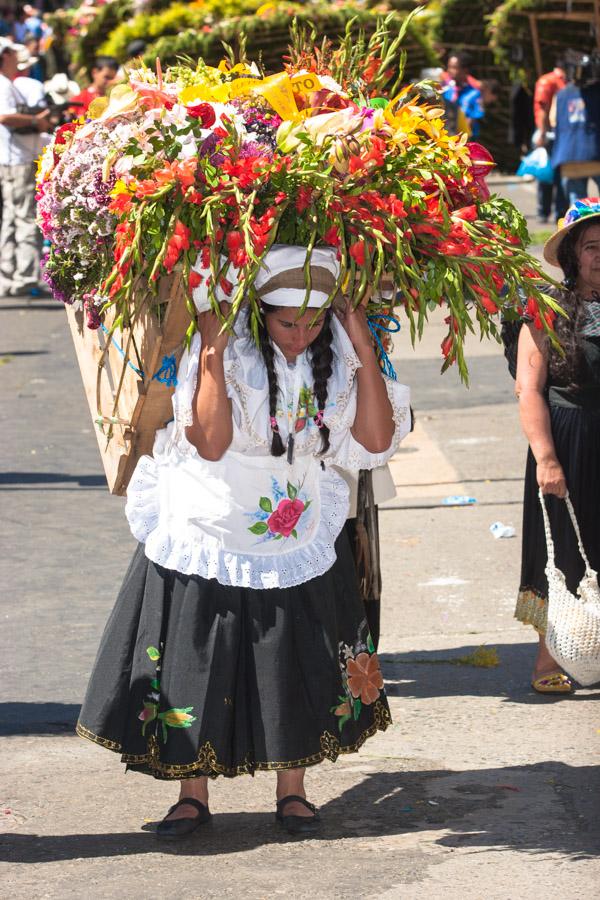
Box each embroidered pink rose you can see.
[267,498,305,538]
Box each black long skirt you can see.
[77,531,391,780]
[516,404,600,633]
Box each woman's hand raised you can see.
[197,302,231,355]
[334,297,373,358]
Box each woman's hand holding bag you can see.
[540,489,600,686]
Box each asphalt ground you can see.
[1,177,599,898]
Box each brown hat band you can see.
[257,266,337,298]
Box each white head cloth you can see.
[190,243,340,313]
[255,244,340,308]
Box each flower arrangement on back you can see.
[36,15,560,381]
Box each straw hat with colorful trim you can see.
[544,197,600,267]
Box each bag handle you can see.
[538,488,594,575]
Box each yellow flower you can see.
[159,707,196,728]
[110,179,134,198]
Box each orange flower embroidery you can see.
[346,652,384,705]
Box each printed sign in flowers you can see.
[36,15,561,382]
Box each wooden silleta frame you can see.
[66,275,191,496]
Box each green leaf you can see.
[259,496,273,513]
[248,521,268,535]
[291,529,298,539]
[338,713,351,733]
[150,678,160,691]
[353,698,362,721]
[287,482,298,500]
[367,634,375,654]
[146,646,160,661]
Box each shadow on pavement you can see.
[0,702,80,736]
[1,762,598,861]
[380,643,600,701]
[0,303,62,312]
[0,350,50,357]
[0,472,106,488]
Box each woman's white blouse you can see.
[125,315,411,589]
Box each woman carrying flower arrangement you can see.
[77,244,411,838]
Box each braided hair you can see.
[258,306,334,456]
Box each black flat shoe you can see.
[275,794,321,835]
[156,797,211,840]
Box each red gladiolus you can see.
[163,220,190,273]
[452,205,477,221]
[441,333,454,358]
[323,226,341,247]
[189,271,203,290]
[219,276,233,296]
[226,230,248,268]
[349,240,366,267]
[108,194,132,215]
[526,296,539,319]
[295,186,313,213]
[186,102,216,128]
[480,293,499,314]
[413,223,442,237]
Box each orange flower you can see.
[346,652,384,705]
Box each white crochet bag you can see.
[540,489,600,686]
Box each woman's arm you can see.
[336,300,395,453]
[185,307,233,461]
[515,322,566,497]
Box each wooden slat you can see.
[66,275,191,496]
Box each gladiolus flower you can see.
[323,225,341,247]
[189,271,203,290]
[349,240,366,267]
[452,205,477,222]
[441,333,454,358]
[163,220,190,273]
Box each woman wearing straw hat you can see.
[77,244,411,837]
[511,198,600,693]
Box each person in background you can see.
[12,7,28,44]
[533,58,567,224]
[68,55,118,116]
[507,199,600,694]
[552,55,600,207]
[0,7,15,38]
[442,51,484,138]
[14,42,45,105]
[22,32,44,82]
[0,37,50,298]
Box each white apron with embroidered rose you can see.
[125,315,411,589]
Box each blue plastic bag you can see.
[517,147,554,184]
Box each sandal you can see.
[275,794,321,836]
[156,797,211,840]
[531,672,574,694]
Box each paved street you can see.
[1,179,599,898]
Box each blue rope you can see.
[152,354,178,387]
[367,314,400,381]
[100,324,144,378]
[100,325,178,386]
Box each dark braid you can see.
[309,309,333,455]
[257,315,286,456]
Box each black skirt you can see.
[516,404,600,632]
[77,531,391,780]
